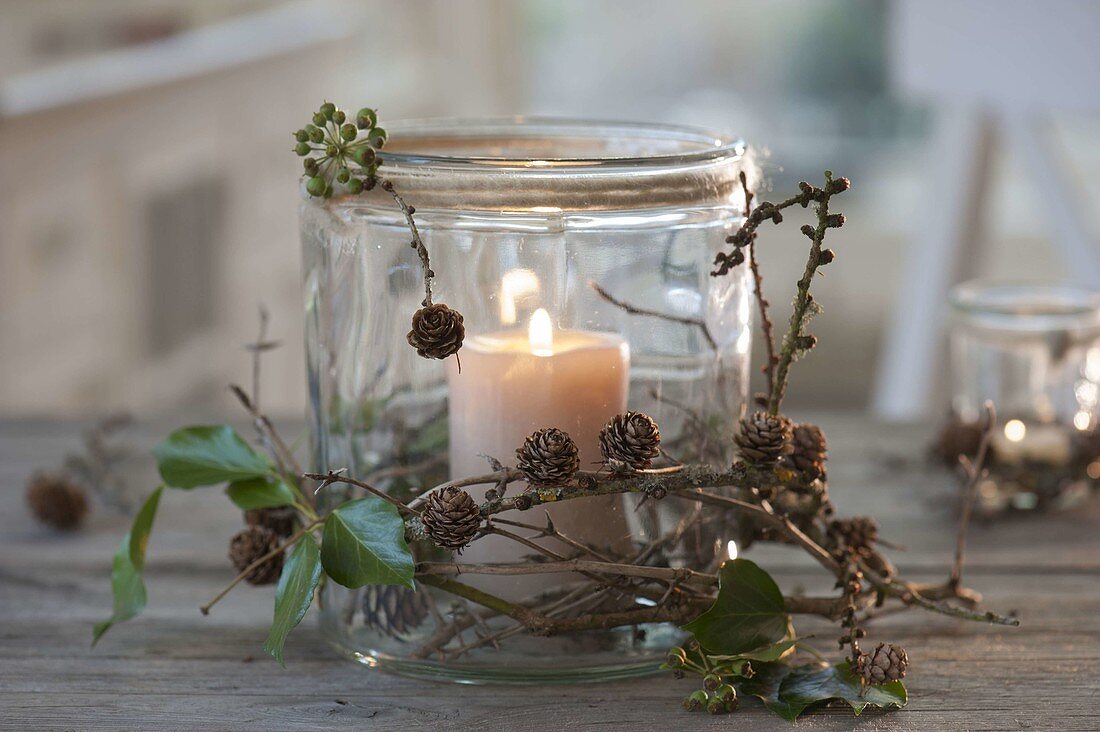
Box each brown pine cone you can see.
[26,471,88,530]
[407,303,465,359]
[515,427,580,485]
[421,486,481,550]
[829,516,879,554]
[362,584,430,636]
[228,526,284,585]
[788,422,827,480]
[598,411,661,470]
[245,507,298,538]
[856,643,909,684]
[734,412,794,464]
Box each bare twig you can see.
[670,488,842,575]
[229,384,309,506]
[414,575,550,630]
[951,401,996,590]
[200,520,322,615]
[589,280,717,351]
[416,558,716,585]
[304,471,421,516]
[740,171,777,396]
[246,305,279,409]
[379,178,433,307]
[407,468,524,510]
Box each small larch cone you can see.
[407,303,465,360]
[421,486,482,550]
[788,422,827,480]
[829,516,879,554]
[245,506,298,538]
[228,526,284,585]
[856,643,909,684]
[735,412,794,465]
[362,584,430,636]
[26,471,88,530]
[515,427,580,485]
[598,411,661,470]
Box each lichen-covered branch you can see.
[767,172,849,414]
[710,170,850,415]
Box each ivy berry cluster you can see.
[293,101,467,365]
[293,101,387,198]
[667,645,740,715]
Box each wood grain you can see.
[2,416,1098,731]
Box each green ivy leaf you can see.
[780,660,907,717]
[681,558,789,655]
[708,637,801,665]
[263,534,322,666]
[153,425,273,489]
[320,496,414,589]
[660,638,801,676]
[92,486,163,645]
[226,476,297,510]
[738,661,907,720]
[737,661,799,719]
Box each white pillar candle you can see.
[446,309,631,594]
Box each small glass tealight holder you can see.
[947,280,1100,513]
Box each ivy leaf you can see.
[263,534,322,666]
[707,637,801,664]
[737,661,799,719]
[738,661,907,720]
[226,476,297,510]
[153,425,273,489]
[780,661,907,717]
[92,486,163,645]
[682,558,789,655]
[660,638,801,676]
[320,496,414,589]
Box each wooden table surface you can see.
[3,415,1099,731]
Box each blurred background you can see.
[2,0,1098,421]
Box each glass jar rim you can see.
[379,117,746,169]
[949,279,1100,331]
[313,117,753,212]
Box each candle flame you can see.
[1004,419,1027,442]
[529,308,554,356]
[726,539,738,560]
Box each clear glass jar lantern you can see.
[300,119,755,682]
[949,280,1100,511]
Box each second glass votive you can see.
[946,279,1100,512]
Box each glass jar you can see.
[948,279,1100,512]
[300,119,755,683]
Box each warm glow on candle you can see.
[1004,419,1027,442]
[529,308,554,356]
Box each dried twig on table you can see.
[951,401,996,590]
